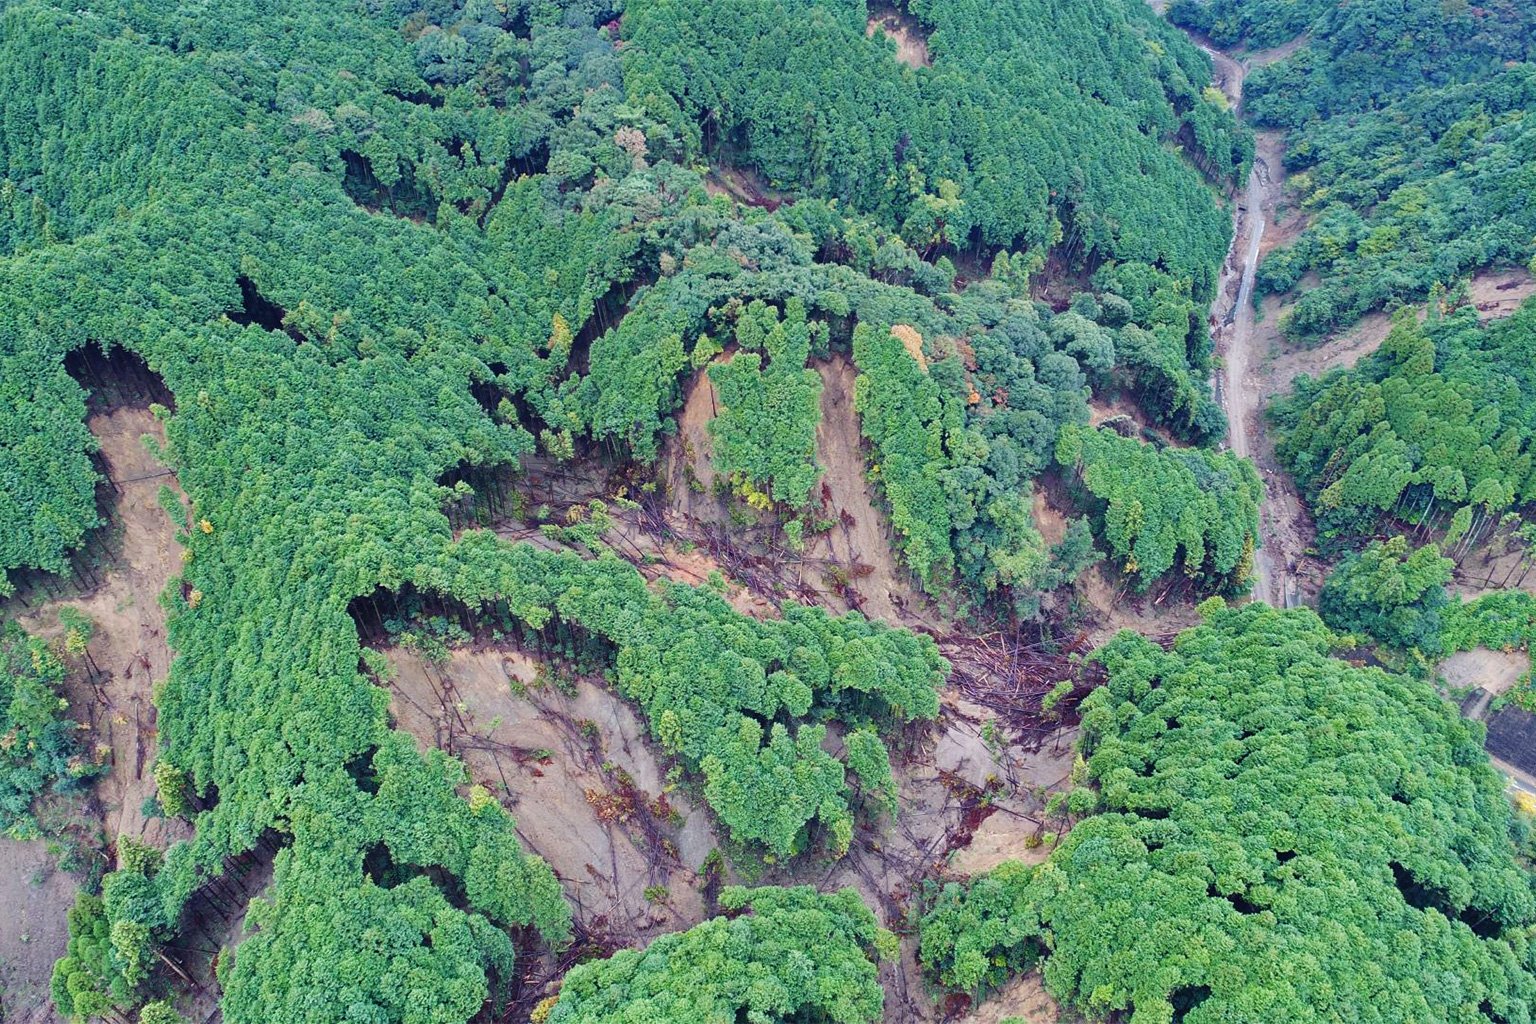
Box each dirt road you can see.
[1186,35,1313,608]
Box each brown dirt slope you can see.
[958,975,1061,1024]
[867,5,931,68]
[1,407,191,1022]
[382,645,716,946]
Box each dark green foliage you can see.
[0,620,94,831]
[1441,590,1536,677]
[223,872,518,1024]
[1166,0,1329,49]
[562,183,1218,607]
[622,0,1240,292]
[1243,0,1536,127]
[921,602,1536,1022]
[851,296,1111,603]
[1190,0,1536,338]
[1095,262,1225,443]
[575,205,1153,607]
[548,886,890,1024]
[1056,424,1260,593]
[137,1001,189,1024]
[964,282,1095,484]
[919,859,1043,993]
[1317,536,1454,652]
[1272,303,1536,543]
[0,3,664,1018]
[1426,585,1536,702]
[0,336,99,592]
[707,298,825,508]
[1259,69,1536,341]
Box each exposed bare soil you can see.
[0,836,80,1022]
[702,165,789,210]
[1252,135,1300,261]
[957,974,1061,1024]
[1079,564,1202,647]
[377,637,1076,1021]
[1190,18,1312,610]
[1438,649,1527,699]
[1089,394,1187,449]
[1241,33,1311,68]
[18,408,190,845]
[1261,298,1395,390]
[659,366,723,525]
[810,356,935,624]
[1452,536,1536,601]
[1,407,191,1022]
[1030,486,1068,550]
[948,816,1054,878]
[1028,472,1202,644]
[1208,117,1317,608]
[1263,268,1536,396]
[1468,267,1536,318]
[652,355,936,627]
[486,358,1093,1019]
[867,5,931,69]
[807,706,1076,1022]
[382,645,716,945]
[1150,0,1332,609]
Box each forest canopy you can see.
[921,602,1536,1022]
[0,0,1400,1022]
[547,886,891,1024]
[622,0,1244,293]
[1271,300,1536,545]
[1169,0,1536,339]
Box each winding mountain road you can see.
[1178,27,1308,608]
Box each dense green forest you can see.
[1165,0,1330,49]
[707,299,827,511]
[1270,296,1536,671]
[1272,301,1536,545]
[1057,423,1259,593]
[1191,0,1536,690]
[1172,0,1536,340]
[623,0,1247,288]
[546,886,890,1022]
[1,0,1529,1022]
[921,602,1536,1022]
[0,0,1243,1018]
[1314,533,1536,677]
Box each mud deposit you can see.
[2,406,191,1021]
